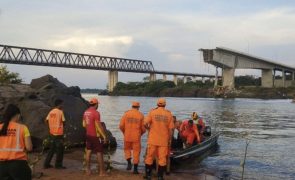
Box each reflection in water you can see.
[82,95,295,180]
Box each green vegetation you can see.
[0,65,22,84]
[111,79,215,97]
[112,80,176,96]
[80,88,106,94]
[235,75,261,87]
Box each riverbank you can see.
[31,148,218,180]
[111,80,295,99]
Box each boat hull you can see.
[170,132,220,162]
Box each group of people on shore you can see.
[0,97,205,180]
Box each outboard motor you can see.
[203,126,211,136]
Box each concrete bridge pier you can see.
[163,74,167,81]
[202,77,205,84]
[222,68,235,89]
[261,69,273,88]
[150,73,156,81]
[173,75,178,85]
[183,76,187,84]
[192,76,197,82]
[214,68,219,87]
[108,70,118,92]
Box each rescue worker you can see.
[180,119,201,147]
[0,104,33,180]
[83,98,108,176]
[192,112,205,139]
[44,99,66,169]
[144,98,174,180]
[192,112,205,132]
[119,101,145,174]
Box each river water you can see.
[82,94,295,180]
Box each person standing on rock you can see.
[119,101,145,174]
[144,98,174,180]
[82,98,108,176]
[0,104,33,180]
[44,99,66,169]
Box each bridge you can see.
[200,47,295,89]
[0,44,217,91]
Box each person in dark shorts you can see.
[0,104,33,180]
[83,98,108,176]
[44,99,66,169]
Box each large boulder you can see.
[0,75,117,149]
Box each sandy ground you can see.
[30,149,219,180]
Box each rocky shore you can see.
[0,75,116,149]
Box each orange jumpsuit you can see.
[180,120,201,145]
[144,107,174,166]
[119,108,145,164]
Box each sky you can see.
[0,0,295,88]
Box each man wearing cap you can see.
[83,98,107,176]
[44,99,66,169]
[144,98,174,180]
[119,101,145,174]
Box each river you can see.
[82,94,295,180]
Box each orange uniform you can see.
[180,120,201,145]
[119,108,145,164]
[46,108,65,135]
[0,122,30,161]
[144,107,174,166]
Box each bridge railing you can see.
[0,44,155,73]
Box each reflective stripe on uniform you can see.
[0,124,22,152]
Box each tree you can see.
[0,65,22,84]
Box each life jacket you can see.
[0,122,27,161]
[47,108,64,135]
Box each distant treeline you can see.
[111,75,263,97]
[80,88,107,94]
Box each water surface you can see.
[82,95,295,180]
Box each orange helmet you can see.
[157,98,166,106]
[132,101,140,107]
[89,98,99,105]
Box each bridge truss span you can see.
[0,44,155,73]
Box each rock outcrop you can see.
[0,75,117,149]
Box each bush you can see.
[0,65,22,84]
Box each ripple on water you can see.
[82,95,295,180]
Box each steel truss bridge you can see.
[0,44,217,77]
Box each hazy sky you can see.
[1,0,295,88]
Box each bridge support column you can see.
[173,75,178,85]
[283,69,286,87]
[261,69,273,88]
[192,76,197,82]
[163,74,167,81]
[150,73,156,82]
[183,76,187,84]
[202,77,205,84]
[222,68,235,89]
[108,70,118,92]
[214,67,218,88]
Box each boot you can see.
[143,164,152,180]
[157,166,165,180]
[127,158,132,170]
[133,164,139,174]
